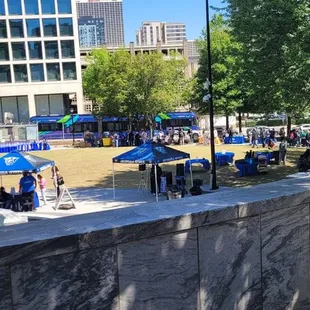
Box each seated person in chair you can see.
[19,171,37,211]
[0,187,12,209]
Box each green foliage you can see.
[294,119,310,126]
[224,0,310,115]
[83,49,187,126]
[193,14,243,116]
[256,119,284,127]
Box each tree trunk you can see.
[225,114,229,131]
[97,118,103,140]
[287,116,292,136]
[238,111,242,133]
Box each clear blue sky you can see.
[123,0,224,44]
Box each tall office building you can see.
[76,0,124,48]
[78,17,105,48]
[162,23,186,44]
[136,22,186,46]
[0,0,83,120]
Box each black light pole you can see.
[70,107,75,145]
[205,0,218,190]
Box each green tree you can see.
[194,14,243,129]
[225,0,310,131]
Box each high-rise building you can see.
[136,22,186,46]
[136,21,162,46]
[162,23,186,44]
[78,17,105,48]
[76,0,125,48]
[0,0,84,120]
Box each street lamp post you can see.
[205,0,218,190]
[70,107,75,145]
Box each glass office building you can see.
[0,0,83,121]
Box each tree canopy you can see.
[83,49,187,128]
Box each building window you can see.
[43,18,57,37]
[17,96,29,123]
[45,41,58,59]
[28,41,42,59]
[46,63,60,81]
[24,0,39,15]
[59,18,73,36]
[10,20,24,38]
[30,64,44,82]
[61,40,74,58]
[0,43,9,61]
[35,94,64,115]
[12,42,26,60]
[41,0,55,14]
[7,0,22,15]
[0,66,11,83]
[0,0,5,15]
[14,64,28,82]
[26,19,40,37]
[2,97,18,121]
[57,0,71,14]
[63,62,76,80]
[0,20,6,38]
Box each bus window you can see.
[39,124,50,131]
[50,124,62,131]
[72,123,82,132]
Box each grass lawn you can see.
[0,145,304,191]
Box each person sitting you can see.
[19,171,37,211]
[0,187,12,209]
[298,149,310,172]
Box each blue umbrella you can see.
[0,151,55,175]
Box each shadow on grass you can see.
[90,148,304,190]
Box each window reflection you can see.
[0,43,9,61]
[59,18,73,36]
[46,63,60,81]
[24,0,39,15]
[61,40,75,58]
[0,65,11,83]
[0,20,6,38]
[45,41,59,59]
[43,18,57,37]
[12,42,26,60]
[63,62,77,80]
[7,0,22,15]
[14,65,28,83]
[26,19,40,37]
[40,0,55,14]
[28,42,42,59]
[30,64,44,82]
[10,20,24,38]
[0,0,5,15]
[57,0,71,14]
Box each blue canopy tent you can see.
[0,151,55,175]
[112,143,192,202]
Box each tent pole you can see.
[155,164,159,202]
[189,158,193,187]
[112,162,116,199]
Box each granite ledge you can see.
[0,177,310,254]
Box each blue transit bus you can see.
[30,112,200,140]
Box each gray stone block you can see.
[262,204,310,309]
[0,266,12,310]
[118,229,199,310]
[11,247,118,310]
[198,217,261,310]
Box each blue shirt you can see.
[20,175,36,193]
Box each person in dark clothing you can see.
[135,133,141,146]
[128,131,134,146]
[150,165,162,195]
[279,137,288,165]
[228,128,233,144]
[252,130,258,148]
[0,187,12,209]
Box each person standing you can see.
[179,129,185,145]
[259,129,265,148]
[51,166,60,197]
[37,174,47,206]
[228,127,233,144]
[252,129,258,148]
[128,131,134,146]
[19,171,37,211]
[279,137,288,165]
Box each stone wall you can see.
[1,178,310,310]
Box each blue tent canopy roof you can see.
[113,143,190,164]
[0,151,55,175]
